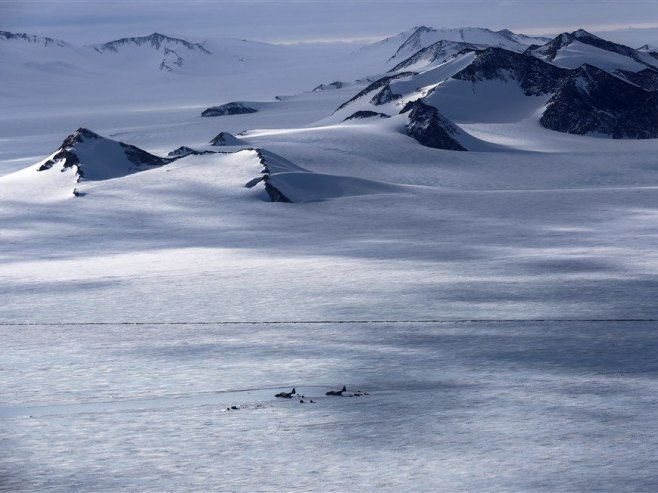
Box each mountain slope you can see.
[35,128,174,182]
[389,26,550,62]
[541,64,658,138]
[91,32,212,72]
[527,29,658,73]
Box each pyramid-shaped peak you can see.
[572,29,598,39]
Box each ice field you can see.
[2,24,658,491]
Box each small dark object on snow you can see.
[310,400,315,403]
[326,385,347,396]
[231,405,239,410]
[275,387,296,398]
[300,399,304,403]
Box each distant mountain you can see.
[389,40,482,72]
[527,29,658,73]
[451,47,567,95]
[0,30,69,48]
[91,33,211,71]
[387,26,550,62]
[336,36,658,140]
[36,128,174,182]
[92,32,211,54]
[202,102,259,117]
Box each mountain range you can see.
[3,25,658,203]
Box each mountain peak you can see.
[572,28,598,40]
[36,128,174,182]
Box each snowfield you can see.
[2,25,658,492]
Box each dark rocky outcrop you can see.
[343,111,390,121]
[167,146,215,157]
[540,64,658,138]
[313,81,344,91]
[202,102,258,117]
[0,30,68,48]
[401,100,467,151]
[617,68,658,91]
[335,72,416,112]
[93,33,211,54]
[453,47,568,95]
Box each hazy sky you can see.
[2,0,658,46]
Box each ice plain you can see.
[2,29,658,492]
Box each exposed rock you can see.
[343,111,390,121]
[167,146,215,157]
[335,72,416,112]
[37,128,175,181]
[93,32,211,54]
[209,131,242,146]
[401,100,467,151]
[617,68,658,91]
[540,64,658,138]
[527,29,658,70]
[0,30,69,48]
[453,47,568,95]
[313,81,344,91]
[202,102,258,117]
[389,40,481,72]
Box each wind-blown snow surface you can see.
[3,28,658,492]
[2,321,657,491]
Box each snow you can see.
[2,25,658,492]
[2,321,657,491]
[425,77,551,124]
[548,40,650,72]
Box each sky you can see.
[1,0,658,46]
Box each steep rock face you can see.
[540,64,658,138]
[401,100,467,151]
[390,40,481,72]
[617,68,658,91]
[202,102,258,117]
[452,47,568,95]
[36,128,174,181]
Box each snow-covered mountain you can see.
[4,24,658,493]
[389,40,482,72]
[390,26,550,61]
[526,29,658,73]
[336,37,658,140]
[356,25,550,65]
[36,128,175,183]
[90,32,211,71]
[0,30,69,48]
